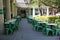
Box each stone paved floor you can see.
[0,18,59,40]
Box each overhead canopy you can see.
[16,2,28,8]
[16,0,30,8]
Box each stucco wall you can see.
[0,0,3,8]
[6,0,11,19]
[12,1,17,17]
[0,14,4,34]
[0,0,4,34]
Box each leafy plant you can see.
[48,16,58,23]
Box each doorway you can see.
[20,9,26,18]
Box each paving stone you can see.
[0,18,59,40]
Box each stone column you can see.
[27,8,29,16]
[38,8,40,16]
[6,0,11,19]
[12,0,17,17]
[53,11,55,16]
[42,9,43,15]
[46,7,49,16]
[12,2,14,17]
[30,8,31,16]
[52,8,55,15]
[0,0,4,34]
[28,8,30,16]
[15,7,17,16]
[33,7,35,17]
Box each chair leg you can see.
[5,29,9,35]
[6,30,9,35]
[56,31,58,36]
[34,26,37,31]
[37,27,39,31]
[47,30,49,35]
[52,32,54,36]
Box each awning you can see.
[16,0,29,8]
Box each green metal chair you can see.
[5,22,13,35]
[14,16,21,21]
[11,22,16,32]
[9,23,14,34]
[54,22,60,36]
[36,22,43,31]
[34,24,38,31]
[4,23,10,35]
[33,20,38,31]
[44,23,55,36]
[36,22,47,31]
[15,19,19,30]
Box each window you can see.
[35,8,39,15]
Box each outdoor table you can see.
[35,19,41,22]
[46,23,57,29]
[16,16,20,18]
[37,22,48,26]
[16,16,21,20]
[38,22,47,24]
[56,14,60,16]
[5,19,16,24]
[46,23,57,26]
[28,16,33,20]
[28,15,33,18]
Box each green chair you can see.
[14,16,21,21]
[27,17,29,22]
[11,22,16,32]
[29,19,32,23]
[34,24,38,31]
[33,20,38,31]
[46,28,55,36]
[36,22,43,31]
[44,23,55,36]
[37,22,47,31]
[4,23,10,35]
[9,23,14,34]
[54,22,60,36]
[15,20,19,30]
[5,22,13,35]
[33,20,37,25]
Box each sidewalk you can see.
[0,18,58,40]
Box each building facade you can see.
[0,0,17,34]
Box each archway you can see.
[20,8,26,18]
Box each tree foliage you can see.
[30,0,60,11]
[56,0,60,11]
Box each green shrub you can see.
[48,16,58,23]
[55,19,60,23]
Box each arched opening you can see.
[20,8,26,18]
